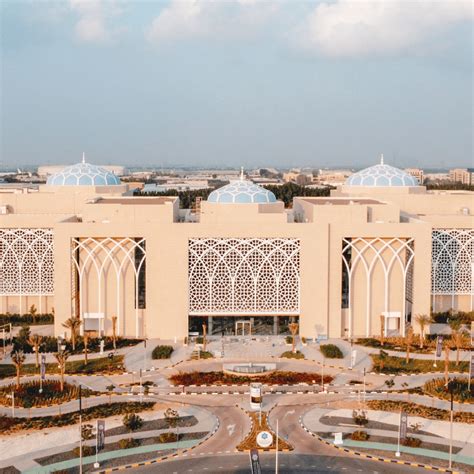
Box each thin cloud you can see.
[295,0,473,57]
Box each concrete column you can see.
[208,316,213,335]
[273,316,278,335]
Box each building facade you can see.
[1,158,472,340]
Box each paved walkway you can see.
[302,407,474,464]
[0,404,216,472]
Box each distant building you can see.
[283,170,312,185]
[38,163,128,178]
[313,169,352,186]
[404,168,424,184]
[449,168,474,185]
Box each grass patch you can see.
[320,344,344,359]
[0,380,94,407]
[280,350,305,359]
[0,402,155,433]
[366,400,474,424]
[371,354,468,374]
[0,355,124,380]
[170,370,332,386]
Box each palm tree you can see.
[449,320,467,366]
[415,314,430,349]
[288,322,299,353]
[83,332,89,365]
[378,350,388,372]
[202,323,207,352]
[405,325,414,364]
[111,315,118,350]
[379,314,385,347]
[11,351,26,389]
[62,317,81,351]
[28,334,43,367]
[54,351,69,392]
[29,304,38,324]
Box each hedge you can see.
[0,313,54,326]
[151,345,174,359]
[320,344,344,359]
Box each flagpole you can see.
[396,409,401,457]
[275,419,279,474]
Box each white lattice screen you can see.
[0,228,54,296]
[188,238,300,315]
[71,237,146,336]
[342,237,415,337]
[431,229,474,296]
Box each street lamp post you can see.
[79,384,83,474]
[321,360,325,392]
[275,418,279,474]
[363,368,366,403]
[448,381,454,469]
[143,339,147,373]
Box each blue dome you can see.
[346,156,419,187]
[208,177,276,204]
[46,158,121,186]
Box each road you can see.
[130,453,429,473]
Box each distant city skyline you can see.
[2,1,473,169]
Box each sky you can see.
[1,0,473,170]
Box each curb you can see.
[298,416,462,474]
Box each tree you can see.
[62,317,82,351]
[202,323,207,352]
[83,332,89,365]
[29,304,37,324]
[379,314,385,347]
[82,423,95,441]
[54,351,69,391]
[123,413,143,432]
[11,351,26,389]
[378,350,388,372]
[111,315,118,350]
[288,322,299,353]
[449,320,467,366]
[405,325,414,364]
[415,314,430,349]
[28,334,43,368]
[164,408,180,442]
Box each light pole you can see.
[363,368,366,403]
[275,418,279,474]
[447,381,454,469]
[349,338,354,370]
[10,391,15,417]
[79,384,83,474]
[321,359,325,392]
[143,339,147,372]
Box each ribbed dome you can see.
[46,155,121,186]
[208,171,276,204]
[346,155,419,187]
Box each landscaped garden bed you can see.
[0,380,94,407]
[237,411,292,451]
[423,377,473,403]
[371,354,468,374]
[320,344,344,359]
[105,415,198,436]
[0,402,155,433]
[0,313,54,327]
[356,337,432,354]
[366,400,474,423]
[35,431,208,466]
[0,355,124,380]
[169,370,332,386]
[280,350,305,359]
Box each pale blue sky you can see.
[1,1,473,169]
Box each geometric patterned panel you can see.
[189,238,300,315]
[0,228,54,295]
[432,229,474,295]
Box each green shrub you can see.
[158,432,178,443]
[280,350,305,359]
[351,430,370,441]
[371,354,469,374]
[285,336,292,344]
[352,409,368,426]
[402,436,422,447]
[431,310,473,325]
[320,344,343,359]
[0,313,54,327]
[151,345,174,360]
[198,351,214,359]
[119,438,140,449]
[195,336,204,344]
[123,413,143,432]
[73,445,95,456]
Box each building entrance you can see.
[188,316,299,336]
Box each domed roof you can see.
[46,154,121,186]
[346,155,419,187]
[208,169,276,204]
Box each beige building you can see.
[1,157,472,340]
[449,168,474,186]
[404,168,424,184]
